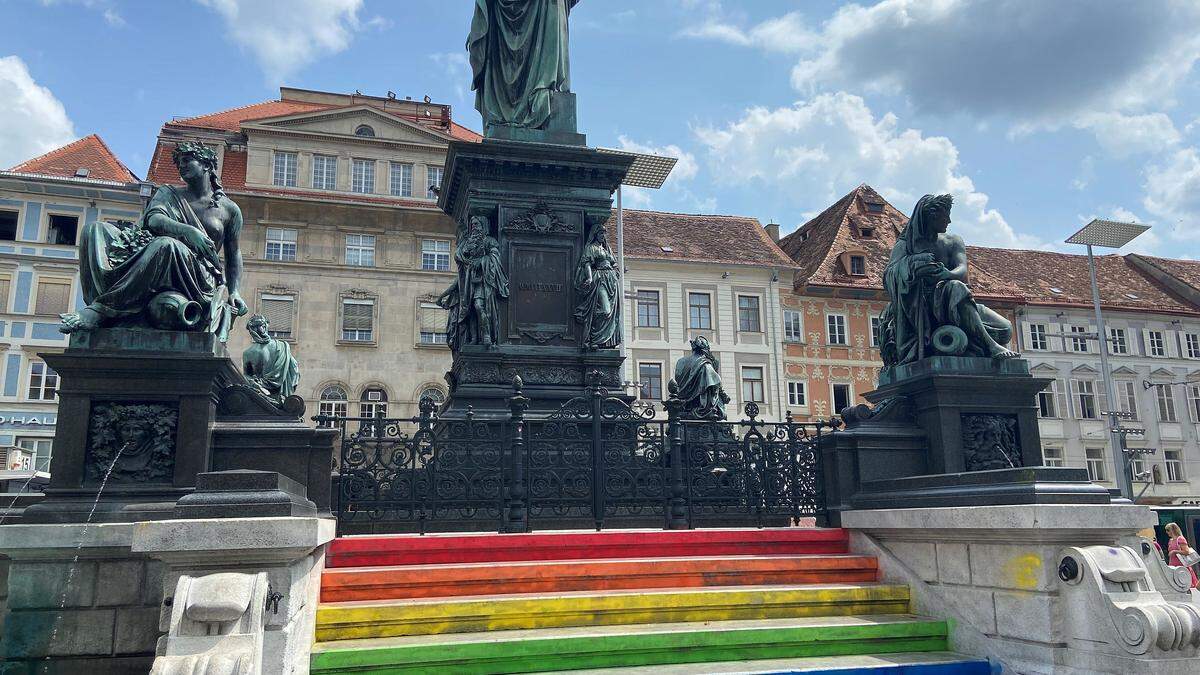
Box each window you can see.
[1042,446,1065,467]
[27,361,57,401]
[34,279,71,315]
[312,154,337,190]
[273,151,297,187]
[1187,333,1200,359]
[636,290,660,328]
[359,388,388,420]
[418,301,448,344]
[16,438,52,473]
[352,159,375,194]
[341,299,374,342]
[1085,448,1107,482]
[849,255,866,276]
[345,234,376,267]
[0,210,17,241]
[1116,381,1138,420]
[426,166,444,199]
[870,316,883,347]
[354,124,375,137]
[1028,323,1048,351]
[783,310,803,342]
[787,381,807,407]
[832,383,852,414]
[1037,380,1063,419]
[1189,384,1200,421]
[741,366,765,403]
[1068,325,1090,353]
[0,275,11,312]
[389,162,413,197]
[1157,384,1178,422]
[265,228,297,262]
[260,294,294,339]
[419,387,446,404]
[1166,449,1186,482]
[865,202,885,213]
[47,214,78,245]
[860,227,875,238]
[688,293,712,330]
[737,296,761,332]
[317,385,348,426]
[1072,379,1098,420]
[1148,330,1167,357]
[421,239,451,271]
[827,314,848,345]
[638,363,663,400]
[1109,327,1129,355]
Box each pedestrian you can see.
[1165,522,1199,588]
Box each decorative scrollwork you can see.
[505,200,575,234]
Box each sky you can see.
[2,0,1200,258]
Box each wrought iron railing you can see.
[315,373,839,534]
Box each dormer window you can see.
[799,231,810,242]
[865,202,884,213]
[849,255,866,276]
[859,227,875,238]
[354,124,376,137]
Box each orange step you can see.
[321,554,879,602]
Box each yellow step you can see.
[315,583,911,642]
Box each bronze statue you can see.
[880,194,1016,370]
[242,314,300,404]
[468,0,579,132]
[60,141,247,340]
[672,336,731,420]
[574,221,621,350]
[438,215,508,348]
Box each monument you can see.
[438,0,634,416]
[672,336,730,420]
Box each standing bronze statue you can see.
[60,141,247,340]
[468,0,579,132]
[438,215,509,348]
[574,221,621,350]
[242,314,300,404]
[880,194,1016,371]
[672,336,731,420]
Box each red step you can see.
[327,528,849,568]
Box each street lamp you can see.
[1065,218,1150,501]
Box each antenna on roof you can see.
[387,91,396,100]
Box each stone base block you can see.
[173,470,317,519]
[852,467,1113,510]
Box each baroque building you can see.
[0,135,145,487]
[145,87,480,421]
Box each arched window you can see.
[354,124,375,137]
[317,385,348,426]
[418,387,446,404]
[360,387,388,419]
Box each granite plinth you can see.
[173,470,317,518]
[852,467,1113,510]
[878,355,1030,387]
[68,326,228,356]
[484,92,586,146]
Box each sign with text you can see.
[508,244,573,343]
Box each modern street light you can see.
[1065,218,1151,501]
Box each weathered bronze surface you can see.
[672,336,731,420]
[242,314,300,403]
[879,194,1016,378]
[60,141,247,341]
[468,0,579,133]
[573,219,621,350]
[438,215,510,348]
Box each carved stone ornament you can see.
[501,365,582,386]
[85,402,179,484]
[343,288,375,300]
[520,329,565,344]
[505,200,575,234]
[960,413,1022,471]
[457,362,502,385]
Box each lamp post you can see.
[1065,219,1150,501]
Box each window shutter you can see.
[343,301,373,330]
[261,297,293,334]
[0,277,11,313]
[1166,330,1180,358]
[1054,380,1067,419]
[35,281,70,315]
[1069,380,1082,419]
[1086,324,1098,353]
[1054,323,1070,352]
[419,303,446,332]
[1021,322,1034,350]
[1096,380,1109,418]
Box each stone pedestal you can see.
[844,504,1160,674]
[437,138,633,417]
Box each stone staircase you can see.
[309,529,990,674]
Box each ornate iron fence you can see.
[316,373,839,534]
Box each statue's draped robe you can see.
[244,338,299,400]
[574,238,621,349]
[79,185,229,335]
[673,346,727,420]
[451,236,509,345]
[881,196,1007,365]
[468,0,578,129]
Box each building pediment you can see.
[1029,363,1058,374]
[1071,364,1099,375]
[1150,367,1176,379]
[1110,365,1138,376]
[244,105,451,146]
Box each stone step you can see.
[327,528,849,568]
[309,615,950,674]
[315,583,911,642]
[559,651,993,674]
[322,554,881,602]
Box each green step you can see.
[310,615,951,674]
[556,651,988,674]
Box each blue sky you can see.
[3,0,1200,257]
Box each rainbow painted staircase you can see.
[310,528,990,674]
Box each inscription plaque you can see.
[509,245,573,341]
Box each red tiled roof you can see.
[611,209,796,268]
[1132,255,1200,294]
[8,134,138,183]
[449,121,483,142]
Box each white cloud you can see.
[679,11,813,54]
[196,0,382,81]
[616,135,716,212]
[1143,148,1200,239]
[1072,112,1181,158]
[0,56,76,169]
[695,92,1047,249]
[430,52,472,106]
[39,0,124,27]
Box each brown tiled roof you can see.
[969,247,1198,315]
[610,209,796,268]
[1132,255,1200,293]
[8,134,138,183]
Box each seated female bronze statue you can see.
[60,141,247,340]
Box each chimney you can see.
[765,222,780,242]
